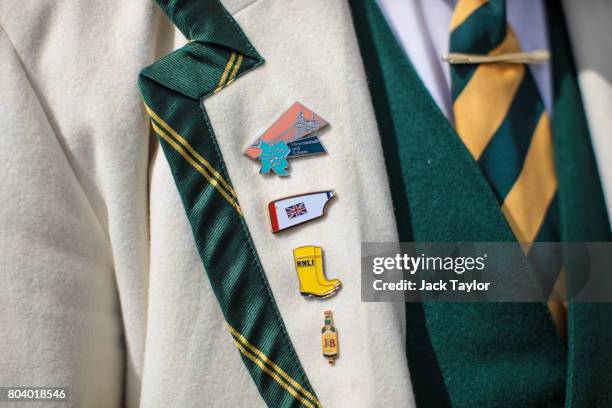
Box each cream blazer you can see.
[0,0,610,407]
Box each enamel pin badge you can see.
[246,102,329,176]
[293,246,341,298]
[259,140,290,176]
[268,191,335,233]
[321,310,339,365]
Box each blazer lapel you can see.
[145,0,418,407]
[350,1,567,406]
[561,0,612,220]
[139,1,323,407]
[201,1,417,407]
[546,1,612,406]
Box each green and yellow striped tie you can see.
[450,0,565,329]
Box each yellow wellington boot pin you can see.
[293,246,342,298]
[322,310,339,365]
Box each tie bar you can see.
[443,49,550,65]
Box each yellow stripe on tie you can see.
[144,104,237,197]
[227,325,321,407]
[151,122,243,216]
[231,338,318,408]
[214,51,237,93]
[502,113,557,243]
[453,28,524,159]
[225,54,243,87]
[449,0,488,32]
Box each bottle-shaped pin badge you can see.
[321,310,339,365]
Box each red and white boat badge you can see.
[267,191,335,233]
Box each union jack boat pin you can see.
[267,191,335,233]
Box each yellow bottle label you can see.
[322,330,338,357]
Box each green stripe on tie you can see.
[450,0,507,99]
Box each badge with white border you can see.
[267,191,335,233]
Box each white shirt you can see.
[375,0,553,121]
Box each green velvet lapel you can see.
[546,1,612,406]
[350,0,608,406]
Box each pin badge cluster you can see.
[245,102,328,176]
[248,104,340,365]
